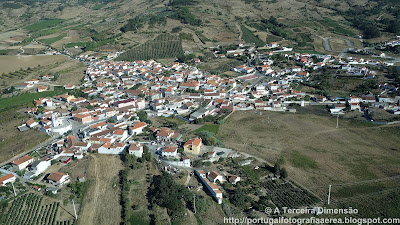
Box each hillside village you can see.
[0,40,399,222]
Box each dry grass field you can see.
[218,110,400,192]
[329,38,349,51]
[78,154,123,225]
[47,60,86,86]
[0,55,66,74]
[0,109,49,163]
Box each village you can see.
[0,40,399,221]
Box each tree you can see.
[149,172,192,218]
[280,167,288,178]
[107,118,116,123]
[137,110,148,122]
[274,162,281,175]
[205,136,217,146]
[229,186,249,209]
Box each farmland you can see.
[240,25,265,47]
[0,55,66,74]
[218,110,400,215]
[24,19,65,32]
[116,34,183,61]
[0,108,49,163]
[39,33,67,45]
[0,87,65,112]
[194,124,220,135]
[0,192,70,225]
[261,180,319,209]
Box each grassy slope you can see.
[218,110,400,215]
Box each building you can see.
[207,171,223,183]
[26,119,38,128]
[130,122,147,135]
[183,138,202,155]
[129,143,143,158]
[98,142,126,154]
[12,155,34,170]
[30,159,51,177]
[195,170,222,204]
[0,173,16,186]
[73,114,92,124]
[161,146,178,157]
[47,172,70,187]
[229,175,241,185]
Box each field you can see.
[0,108,49,164]
[39,33,67,45]
[0,192,72,225]
[0,87,65,112]
[116,34,184,61]
[46,60,86,86]
[329,38,349,51]
[0,55,66,74]
[126,160,161,225]
[218,110,400,213]
[77,154,123,225]
[194,124,220,135]
[24,19,65,32]
[240,25,265,47]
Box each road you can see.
[0,117,107,167]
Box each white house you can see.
[113,129,128,141]
[30,160,51,176]
[229,175,241,185]
[161,146,178,158]
[130,122,147,135]
[207,171,223,183]
[346,96,362,103]
[12,155,34,170]
[47,172,70,187]
[0,173,16,186]
[26,119,38,128]
[195,170,223,204]
[129,143,143,158]
[98,142,126,154]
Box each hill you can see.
[1,0,397,58]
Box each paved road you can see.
[0,118,107,167]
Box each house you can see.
[207,171,223,183]
[113,129,128,141]
[98,142,126,154]
[78,175,86,182]
[47,172,70,187]
[346,96,362,103]
[12,155,34,170]
[350,103,360,111]
[73,114,92,124]
[155,127,181,142]
[195,170,222,204]
[46,187,58,194]
[30,159,51,177]
[129,142,143,158]
[229,175,241,185]
[161,146,178,158]
[42,74,55,80]
[32,185,41,191]
[130,121,147,135]
[37,86,47,92]
[180,81,200,91]
[26,119,38,128]
[0,173,16,186]
[183,138,202,155]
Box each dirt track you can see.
[78,154,123,225]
